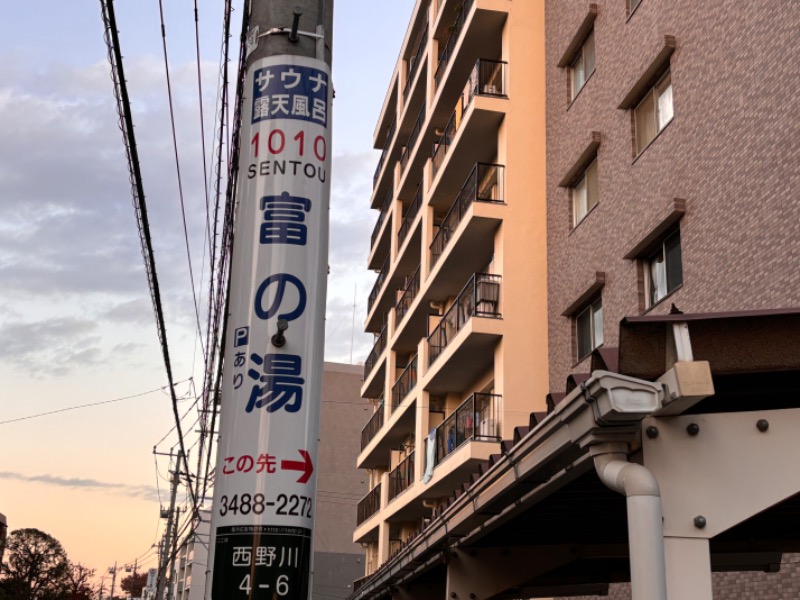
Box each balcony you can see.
[364,324,388,381]
[395,265,421,326]
[398,183,423,249]
[367,255,390,316]
[369,187,393,269]
[433,0,474,92]
[404,22,429,100]
[392,354,418,412]
[357,483,382,526]
[361,396,385,451]
[431,163,504,269]
[428,273,501,367]
[388,451,416,501]
[373,117,397,189]
[399,105,426,175]
[431,59,508,180]
[435,393,500,466]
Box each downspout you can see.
[593,446,667,600]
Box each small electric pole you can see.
[156,453,181,600]
[109,562,118,600]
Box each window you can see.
[575,297,603,361]
[570,31,596,100]
[572,158,598,226]
[634,70,673,154]
[645,229,683,307]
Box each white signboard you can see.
[209,54,331,600]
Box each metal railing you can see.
[433,0,475,90]
[399,105,426,174]
[367,255,390,314]
[392,354,418,411]
[395,265,421,325]
[398,184,423,247]
[371,188,393,250]
[364,324,387,381]
[430,163,505,268]
[465,59,508,104]
[389,451,416,501]
[435,393,501,465]
[357,483,382,526]
[428,273,502,366]
[361,396,385,451]
[431,109,457,176]
[373,118,397,188]
[403,22,428,99]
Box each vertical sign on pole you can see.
[209,52,331,599]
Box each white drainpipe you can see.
[593,449,667,600]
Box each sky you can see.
[0,0,414,586]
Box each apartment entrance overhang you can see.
[348,309,800,600]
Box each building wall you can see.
[313,362,368,600]
[545,0,800,392]
[545,1,800,599]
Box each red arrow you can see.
[281,450,314,484]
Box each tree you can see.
[64,563,95,600]
[120,572,148,598]
[0,528,69,600]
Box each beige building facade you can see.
[354,0,548,580]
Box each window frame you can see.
[575,297,603,362]
[571,157,599,227]
[644,228,683,309]
[634,69,673,155]
[570,30,596,101]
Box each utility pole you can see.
[156,453,181,600]
[207,0,334,598]
[168,507,181,600]
[108,562,118,600]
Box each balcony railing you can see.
[430,163,505,268]
[465,59,508,104]
[373,118,397,188]
[371,188,393,250]
[361,396,385,451]
[392,354,418,411]
[357,483,382,526]
[389,451,416,501]
[399,105,426,174]
[364,324,387,381]
[433,0,475,90]
[403,22,428,99]
[434,393,501,465]
[367,255,390,314]
[395,265,421,325]
[432,59,508,178]
[398,183,423,247]
[431,109,457,176]
[428,273,502,366]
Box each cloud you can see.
[0,317,103,375]
[0,470,160,502]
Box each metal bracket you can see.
[246,24,325,59]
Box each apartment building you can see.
[546,2,800,599]
[348,2,800,600]
[172,510,210,600]
[354,0,548,580]
[546,0,800,392]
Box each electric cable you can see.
[99,0,198,515]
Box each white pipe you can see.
[594,453,667,600]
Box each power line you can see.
[0,381,190,425]
[99,0,198,516]
[156,0,206,363]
